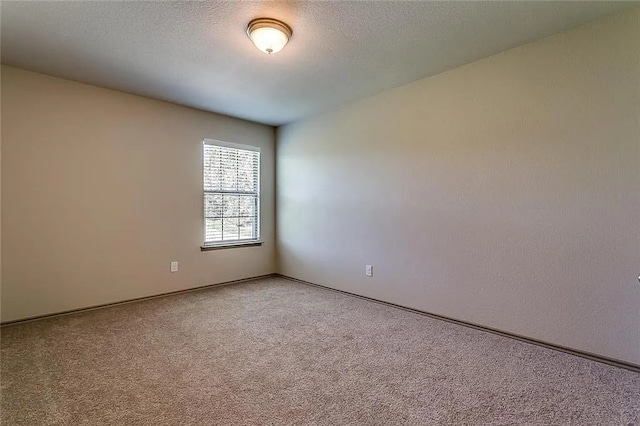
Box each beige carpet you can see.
[1,276,639,425]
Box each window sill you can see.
[200,241,263,251]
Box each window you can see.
[202,139,260,247]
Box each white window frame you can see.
[201,139,261,250]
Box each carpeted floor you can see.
[1,276,639,425]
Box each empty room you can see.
[1,1,639,424]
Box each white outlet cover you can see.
[170,261,178,272]
[365,265,373,277]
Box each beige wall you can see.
[0,67,3,321]
[277,10,640,365]
[1,66,275,322]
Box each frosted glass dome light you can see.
[247,18,292,55]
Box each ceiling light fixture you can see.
[246,18,292,55]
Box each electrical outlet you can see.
[365,265,373,277]
[170,261,179,273]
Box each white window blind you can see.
[203,140,260,245]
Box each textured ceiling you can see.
[1,1,636,126]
